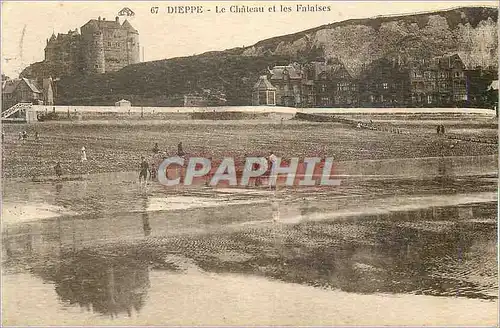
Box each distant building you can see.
[43,16,140,75]
[303,59,359,107]
[408,54,467,107]
[269,63,303,107]
[2,78,43,109]
[115,99,131,106]
[252,75,276,106]
[359,58,409,107]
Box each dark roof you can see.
[23,78,42,93]
[122,20,138,33]
[81,18,121,31]
[309,60,353,80]
[269,64,302,80]
[2,80,19,94]
[253,76,276,91]
[410,54,465,70]
[2,78,41,94]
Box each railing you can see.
[1,102,32,119]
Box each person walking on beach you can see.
[81,146,87,162]
[177,142,185,157]
[54,162,62,179]
[268,151,278,189]
[139,156,149,185]
[150,162,157,181]
[152,142,159,154]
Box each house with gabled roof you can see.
[2,78,43,110]
[303,59,359,107]
[269,63,304,107]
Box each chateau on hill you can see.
[44,16,140,75]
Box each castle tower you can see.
[81,18,105,73]
[122,19,140,64]
[44,32,57,62]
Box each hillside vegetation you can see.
[21,6,498,106]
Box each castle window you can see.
[383,82,388,90]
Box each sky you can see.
[1,1,497,77]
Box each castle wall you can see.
[44,32,82,75]
[102,26,129,72]
[126,32,140,65]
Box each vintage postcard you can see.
[1,0,498,326]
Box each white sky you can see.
[1,1,497,77]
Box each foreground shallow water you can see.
[2,156,498,325]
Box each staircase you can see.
[1,103,33,120]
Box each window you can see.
[427,95,432,104]
[370,95,375,103]
[454,71,462,78]
[95,64,99,68]
[108,42,111,46]
[268,91,275,105]
[383,83,388,90]
[321,84,326,92]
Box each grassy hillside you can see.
[21,6,498,106]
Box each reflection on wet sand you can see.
[38,251,151,318]
[3,200,497,302]
[141,193,152,237]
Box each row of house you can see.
[2,77,55,110]
[253,54,497,108]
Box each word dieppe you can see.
[156,157,341,187]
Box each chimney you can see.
[115,16,119,23]
[103,18,106,21]
[98,16,101,21]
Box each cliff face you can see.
[22,6,498,106]
[242,7,498,76]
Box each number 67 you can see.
[151,6,159,14]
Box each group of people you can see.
[139,142,279,189]
[139,141,186,185]
[17,131,39,141]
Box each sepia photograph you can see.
[1,1,498,326]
